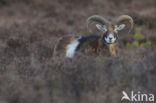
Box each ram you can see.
[53,15,133,58]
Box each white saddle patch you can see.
[66,40,80,58]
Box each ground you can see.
[0,0,156,103]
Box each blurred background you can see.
[0,0,156,103]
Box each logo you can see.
[121,91,154,102]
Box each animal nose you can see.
[109,37,112,40]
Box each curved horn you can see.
[87,15,109,32]
[113,15,134,31]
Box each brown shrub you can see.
[0,0,156,103]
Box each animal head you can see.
[87,15,133,44]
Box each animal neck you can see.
[107,43,117,56]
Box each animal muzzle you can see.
[104,34,117,43]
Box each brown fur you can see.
[53,34,117,57]
[53,35,80,56]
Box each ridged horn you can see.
[87,15,109,32]
[112,15,134,31]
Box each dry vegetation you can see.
[0,0,156,103]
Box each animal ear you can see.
[116,24,126,31]
[96,24,107,32]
